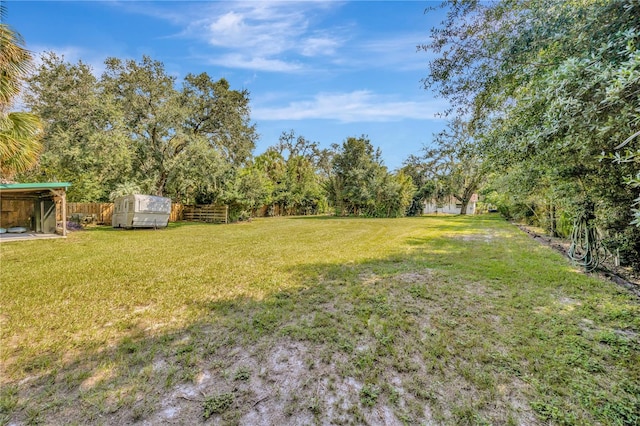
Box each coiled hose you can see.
[568,208,600,272]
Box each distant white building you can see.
[423,194,478,215]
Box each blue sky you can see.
[8,1,449,170]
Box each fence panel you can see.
[170,203,184,222]
[182,205,228,224]
[67,203,114,225]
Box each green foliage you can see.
[203,393,234,419]
[0,112,42,180]
[22,50,411,221]
[233,367,251,381]
[422,0,640,269]
[101,55,187,196]
[330,136,381,215]
[0,385,19,415]
[181,74,256,167]
[412,118,486,215]
[328,136,413,217]
[400,155,436,216]
[372,171,415,218]
[0,5,31,106]
[108,182,141,201]
[166,137,231,204]
[224,163,271,219]
[359,383,380,407]
[23,53,133,200]
[606,130,640,228]
[24,53,255,202]
[252,130,328,216]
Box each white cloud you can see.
[253,90,446,123]
[351,33,432,72]
[178,1,344,71]
[209,11,244,35]
[208,53,303,73]
[301,35,340,56]
[201,7,305,56]
[108,1,427,74]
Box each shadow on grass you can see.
[4,221,639,425]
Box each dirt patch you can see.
[395,269,435,284]
[450,230,503,243]
[558,296,579,305]
[143,340,400,426]
[614,328,640,341]
[578,318,640,344]
[358,272,382,285]
[79,366,114,391]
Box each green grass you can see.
[1,215,639,425]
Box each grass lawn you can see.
[1,215,639,425]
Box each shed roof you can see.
[0,182,72,193]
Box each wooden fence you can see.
[182,205,228,224]
[67,203,114,224]
[253,204,317,217]
[67,202,186,225]
[170,204,184,222]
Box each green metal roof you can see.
[0,182,72,192]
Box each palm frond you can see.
[0,22,32,108]
[0,111,43,178]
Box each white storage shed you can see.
[112,194,171,229]
[423,194,478,215]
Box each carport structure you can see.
[0,182,71,238]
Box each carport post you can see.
[61,191,67,236]
[50,188,68,236]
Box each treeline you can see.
[17,53,419,219]
[422,0,640,270]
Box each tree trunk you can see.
[458,185,477,216]
[155,171,167,197]
[459,198,469,215]
[549,202,558,237]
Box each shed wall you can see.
[0,199,33,228]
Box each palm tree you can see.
[0,112,42,179]
[0,4,43,180]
